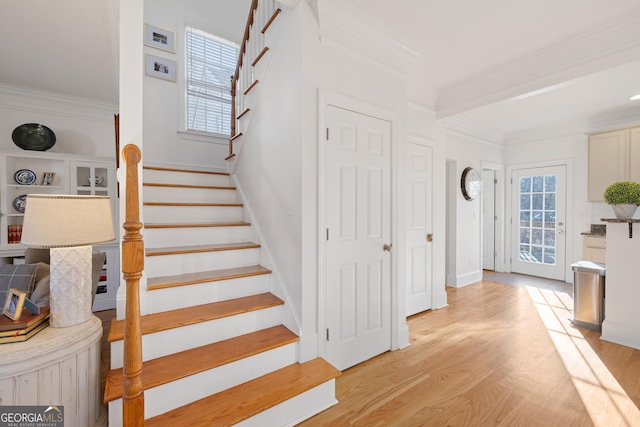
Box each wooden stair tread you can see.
[261,8,281,34]
[146,242,260,257]
[144,221,250,229]
[147,265,272,290]
[143,166,229,176]
[237,108,250,119]
[143,202,243,207]
[145,358,340,426]
[230,132,243,142]
[108,293,282,342]
[143,182,235,190]
[104,325,299,403]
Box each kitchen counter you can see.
[580,224,606,236]
[601,218,640,223]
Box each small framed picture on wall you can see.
[145,54,176,82]
[144,23,175,53]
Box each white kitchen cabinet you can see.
[582,235,606,263]
[588,127,640,202]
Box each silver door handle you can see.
[383,243,393,252]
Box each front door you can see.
[325,105,392,371]
[406,142,433,316]
[511,165,566,280]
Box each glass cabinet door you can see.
[73,162,110,197]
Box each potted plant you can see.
[603,181,640,219]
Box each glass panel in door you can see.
[512,166,566,281]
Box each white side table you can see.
[0,316,102,427]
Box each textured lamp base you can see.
[49,245,92,327]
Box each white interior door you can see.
[325,105,391,371]
[511,166,566,280]
[406,143,433,316]
[483,169,496,271]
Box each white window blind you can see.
[185,26,239,136]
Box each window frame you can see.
[178,21,240,143]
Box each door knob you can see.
[383,243,393,252]
[426,233,433,242]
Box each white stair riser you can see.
[145,248,261,276]
[110,305,283,368]
[237,380,338,427]
[143,225,251,247]
[109,342,298,422]
[144,169,230,187]
[143,205,244,223]
[145,274,271,313]
[143,186,237,203]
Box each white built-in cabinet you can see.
[588,126,640,202]
[0,150,119,311]
[582,235,606,263]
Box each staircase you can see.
[104,166,340,426]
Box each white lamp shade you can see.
[21,195,115,248]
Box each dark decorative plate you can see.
[13,194,27,214]
[13,169,36,185]
[11,123,56,151]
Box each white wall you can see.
[143,0,250,170]
[0,84,117,158]
[445,132,504,287]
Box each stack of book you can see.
[7,225,23,244]
[0,307,50,343]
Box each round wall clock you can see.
[460,167,481,201]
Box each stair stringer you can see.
[230,174,303,342]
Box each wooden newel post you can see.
[121,144,145,426]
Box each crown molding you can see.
[436,11,640,119]
[444,117,505,147]
[0,83,118,123]
[316,0,420,78]
[502,105,640,145]
[407,101,436,116]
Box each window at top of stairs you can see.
[185,25,239,137]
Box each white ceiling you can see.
[2,0,640,144]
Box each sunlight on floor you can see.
[526,285,640,426]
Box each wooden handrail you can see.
[121,144,145,426]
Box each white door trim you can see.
[506,159,574,282]
[481,161,505,273]
[317,89,406,364]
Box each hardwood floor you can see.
[97,272,640,426]
[300,273,640,427]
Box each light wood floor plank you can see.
[299,277,640,426]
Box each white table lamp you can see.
[21,195,115,327]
